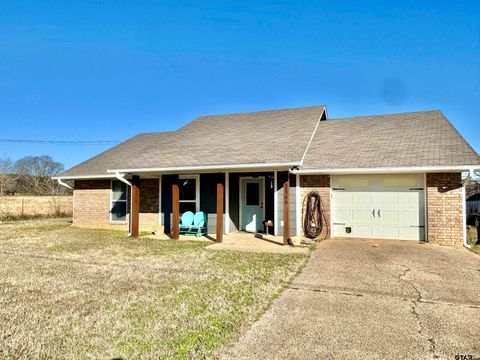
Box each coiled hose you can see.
[302,191,328,240]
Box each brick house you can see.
[55,106,480,247]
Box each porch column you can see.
[216,182,224,242]
[283,176,290,245]
[274,171,278,236]
[172,181,180,240]
[224,172,229,234]
[130,175,140,238]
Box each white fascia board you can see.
[292,165,480,175]
[107,162,300,174]
[52,174,117,180]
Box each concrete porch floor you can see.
[207,232,309,254]
[146,231,309,254]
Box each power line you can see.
[0,139,121,145]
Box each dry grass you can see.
[0,196,73,220]
[0,219,307,359]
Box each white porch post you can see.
[225,172,229,234]
[274,170,278,236]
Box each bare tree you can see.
[14,155,65,195]
[0,157,17,195]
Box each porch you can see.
[127,170,299,245]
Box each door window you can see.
[246,182,260,206]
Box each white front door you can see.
[241,178,264,232]
[331,174,425,241]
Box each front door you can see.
[241,178,264,232]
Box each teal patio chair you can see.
[191,211,208,237]
[179,211,194,234]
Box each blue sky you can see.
[0,0,479,169]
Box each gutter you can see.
[463,183,471,249]
[107,162,300,174]
[291,165,480,175]
[463,167,480,249]
[52,174,117,180]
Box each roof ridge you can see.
[328,110,442,121]
[196,104,326,118]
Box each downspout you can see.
[115,172,133,236]
[463,167,478,249]
[57,178,73,190]
[115,172,132,187]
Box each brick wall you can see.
[426,173,464,246]
[139,179,160,229]
[73,179,160,232]
[300,175,331,240]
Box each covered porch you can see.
[127,169,299,246]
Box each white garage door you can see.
[331,174,425,241]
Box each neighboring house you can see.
[55,106,480,246]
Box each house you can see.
[55,105,480,246]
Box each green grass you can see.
[0,218,308,359]
[467,225,479,255]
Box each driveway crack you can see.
[289,286,364,298]
[399,265,438,359]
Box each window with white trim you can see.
[111,180,128,222]
[179,175,199,214]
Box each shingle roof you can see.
[59,105,325,177]
[58,132,176,177]
[301,110,480,170]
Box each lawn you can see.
[467,224,480,255]
[0,219,308,359]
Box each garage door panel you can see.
[353,209,373,223]
[372,225,400,239]
[379,209,399,223]
[352,224,373,238]
[352,192,373,206]
[333,208,354,222]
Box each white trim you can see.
[462,184,471,248]
[239,176,266,232]
[295,173,301,236]
[292,165,480,175]
[158,175,162,226]
[114,172,132,186]
[225,172,229,234]
[274,171,278,236]
[52,174,117,180]
[110,179,129,224]
[300,108,325,166]
[323,106,329,119]
[107,162,299,174]
[57,178,73,190]
[178,174,200,212]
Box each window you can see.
[111,180,128,222]
[246,182,260,206]
[383,177,417,188]
[179,175,199,213]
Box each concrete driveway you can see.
[224,239,480,360]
